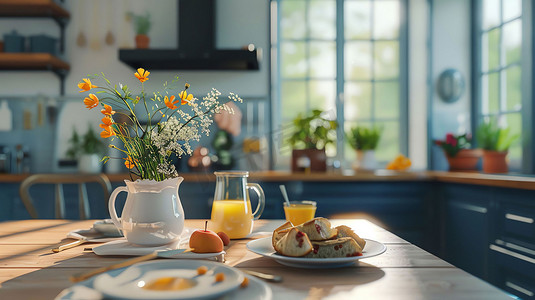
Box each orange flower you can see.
[78,78,97,92]
[100,126,115,138]
[99,116,113,129]
[179,90,193,105]
[83,94,99,109]
[101,104,116,116]
[134,68,150,83]
[164,95,179,110]
[124,156,135,169]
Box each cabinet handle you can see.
[490,244,535,265]
[495,239,535,257]
[506,281,534,297]
[505,213,534,224]
[451,202,487,213]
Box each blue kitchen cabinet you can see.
[489,188,535,299]
[439,184,535,299]
[440,184,492,280]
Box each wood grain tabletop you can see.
[0,219,510,299]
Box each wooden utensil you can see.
[76,1,87,47]
[89,0,101,50]
[52,235,108,253]
[104,1,115,45]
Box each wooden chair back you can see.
[19,174,112,219]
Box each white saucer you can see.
[93,239,225,260]
[247,237,386,268]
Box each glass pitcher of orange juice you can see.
[210,171,265,239]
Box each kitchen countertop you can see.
[2,170,535,190]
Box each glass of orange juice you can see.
[283,201,317,225]
[210,171,265,239]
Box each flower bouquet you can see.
[78,68,241,180]
[78,68,241,245]
[434,133,481,171]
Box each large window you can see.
[272,0,406,166]
[477,0,523,167]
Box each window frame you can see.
[472,0,533,173]
[271,0,409,168]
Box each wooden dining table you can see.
[0,219,511,299]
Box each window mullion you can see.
[498,0,505,116]
[336,0,345,162]
[305,0,310,113]
[370,0,376,125]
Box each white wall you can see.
[408,0,429,170]
[430,0,472,169]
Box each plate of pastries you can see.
[246,217,386,268]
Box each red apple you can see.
[189,222,224,253]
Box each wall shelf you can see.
[0,0,70,95]
[0,53,70,94]
[0,0,69,19]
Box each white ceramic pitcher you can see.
[108,177,185,246]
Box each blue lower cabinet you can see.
[440,184,535,300]
[489,243,535,299]
[441,184,491,280]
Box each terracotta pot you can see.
[291,149,327,173]
[135,34,150,49]
[445,149,482,171]
[482,150,508,173]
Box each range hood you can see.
[119,0,259,71]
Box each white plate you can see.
[246,237,386,268]
[55,274,271,300]
[93,260,244,300]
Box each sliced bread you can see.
[336,225,366,249]
[272,221,293,248]
[274,227,313,257]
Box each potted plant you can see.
[435,133,482,171]
[346,125,382,170]
[65,127,105,173]
[287,109,338,172]
[476,119,519,173]
[128,12,151,49]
